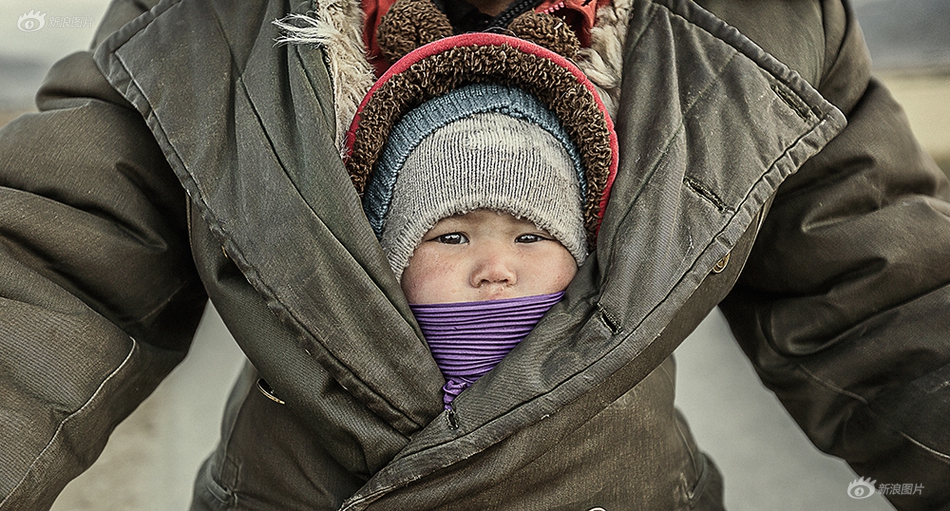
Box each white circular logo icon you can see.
[847,477,877,499]
[17,10,46,32]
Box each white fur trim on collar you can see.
[274,0,376,151]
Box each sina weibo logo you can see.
[17,10,47,32]
[847,477,877,499]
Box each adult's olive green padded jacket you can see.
[1,0,948,509]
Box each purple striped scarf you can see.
[410,292,564,408]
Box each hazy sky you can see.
[3,0,106,59]
[1,0,107,108]
[852,0,950,69]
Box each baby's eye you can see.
[435,232,468,244]
[515,233,548,244]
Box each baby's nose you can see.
[471,254,517,289]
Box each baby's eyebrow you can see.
[429,223,465,233]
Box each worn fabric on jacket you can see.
[1,0,948,509]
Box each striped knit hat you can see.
[344,33,618,280]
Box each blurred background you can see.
[1,1,947,509]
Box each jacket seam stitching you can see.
[229,79,427,433]
[112,39,424,433]
[0,339,138,509]
[683,176,732,213]
[606,49,740,263]
[797,363,950,462]
[892,430,950,462]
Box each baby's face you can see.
[401,210,577,304]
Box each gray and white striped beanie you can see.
[363,83,587,280]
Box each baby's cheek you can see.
[401,266,434,303]
[550,248,579,290]
[526,253,576,295]
[550,266,578,293]
[402,250,463,304]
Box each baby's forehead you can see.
[435,209,544,228]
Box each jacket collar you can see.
[94,0,446,434]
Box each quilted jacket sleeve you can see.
[0,2,206,509]
[718,1,950,509]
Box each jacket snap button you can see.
[257,378,286,405]
[711,252,730,274]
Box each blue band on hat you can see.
[364,83,585,237]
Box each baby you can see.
[402,208,577,407]
[350,82,612,407]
